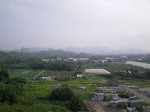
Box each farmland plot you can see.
[8,69,26,78]
[21,70,42,79]
[38,70,73,79]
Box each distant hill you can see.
[3,47,94,59]
[62,47,150,55]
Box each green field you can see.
[20,70,43,79]
[38,70,73,79]
[8,69,27,78]
[121,79,150,88]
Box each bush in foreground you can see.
[70,96,86,112]
[49,87,74,101]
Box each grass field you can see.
[7,69,27,78]
[38,70,73,79]
[121,79,150,88]
[20,70,43,79]
[62,74,103,84]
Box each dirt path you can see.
[85,100,123,112]
[46,84,62,88]
[71,88,90,93]
[127,88,150,104]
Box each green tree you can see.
[117,102,126,109]
[6,77,27,85]
[136,106,144,112]
[0,85,17,105]
[0,69,9,81]
[50,87,74,101]
[70,96,86,112]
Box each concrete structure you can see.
[84,69,111,75]
[41,76,55,80]
[92,92,104,101]
[21,47,29,53]
[126,107,137,112]
[80,86,85,89]
[110,85,128,92]
[97,85,127,93]
[110,96,146,107]
[128,85,139,89]
[138,88,150,93]
[92,92,118,101]
[97,87,115,93]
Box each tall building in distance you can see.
[21,47,29,53]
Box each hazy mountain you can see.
[4,47,150,55]
[62,47,150,55]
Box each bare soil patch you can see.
[71,88,90,93]
[95,79,123,87]
[46,84,62,88]
[85,100,123,112]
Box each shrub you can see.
[0,85,17,105]
[70,96,86,112]
[116,102,126,109]
[49,87,74,101]
[103,95,109,101]
[118,92,130,98]
[0,70,9,81]
[6,77,27,85]
[136,106,144,112]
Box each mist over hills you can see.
[3,46,150,55]
[62,46,150,55]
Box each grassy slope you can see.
[7,69,26,78]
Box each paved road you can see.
[127,88,150,104]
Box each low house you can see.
[69,58,74,62]
[80,86,85,89]
[101,59,108,63]
[57,58,62,60]
[41,76,56,80]
[77,58,89,62]
[77,74,84,78]
[42,59,49,62]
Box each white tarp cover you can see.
[126,61,150,69]
[84,69,111,74]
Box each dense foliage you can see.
[0,69,9,81]
[49,86,86,112]
[0,85,17,105]
[6,77,27,84]
[118,92,132,98]
[70,96,86,112]
[50,87,74,101]
[116,102,126,109]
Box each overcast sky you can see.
[0,0,150,51]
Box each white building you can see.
[77,74,84,78]
[41,76,55,80]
